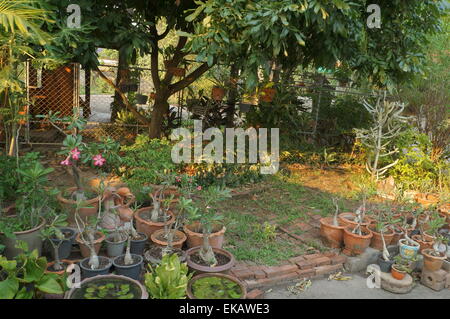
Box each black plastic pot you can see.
[80,256,112,279]
[377,255,395,273]
[112,254,143,280]
[135,94,148,105]
[130,233,148,255]
[50,227,76,260]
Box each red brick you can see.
[297,269,316,278]
[253,269,266,279]
[247,289,265,299]
[303,253,323,260]
[245,272,300,289]
[288,256,305,264]
[263,264,298,278]
[315,264,343,276]
[330,255,347,265]
[233,268,254,280]
[313,256,331,266]
[296,260,315,269]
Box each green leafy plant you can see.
[144,253,191,299]
[40,215,69,272]
[84,282,134,299]
[0,241,65,299]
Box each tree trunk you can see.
[149,95,169,138]
[226,64,239,127]
[83,68,91,118]
[111,51,130,122]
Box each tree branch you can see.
[92,65,150,126]
[169,61,213,94]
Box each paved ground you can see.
[265,273,450,299]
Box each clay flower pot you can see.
[390,226,404,246]
[342,226,373,256]
[46,259,75,276]
[414,193,439,207]
[75,231,106,258]
[399,239,420,260]
[150,229,187,249]
[338,212,370,228]
[57,187,101,226]
[319,217,344,248]
[411,234,434,253]
[186,246,235,274]
[211,87,226,101]
[422,248,447,271]
[259,87,276,102]
[134,207,175,238]
[187,273,247,299]
[184,222,226,249]
[368,225,394,250]
[391,265,407,280]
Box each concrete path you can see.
[265,273,450,299]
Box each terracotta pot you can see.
[186,273,246,299]
[338,212,370,228]
[368,226,394,250]
[114,187,136,222]
[391,265,406,280]
[183,222,226,249]
[342,226,373,256]
[75,231,105,258]
[150,229,187,249]
[186,246,235,274]
[398,239,420,259]
[390,225,404,245]
[0,217,46,259]
[411,234,434,253]
[134,207,175,238]
[422,231,436,242]
[259,87,276,102]
[319,217,344,248]
[211,87,226,101]
[57,187,101,226]
[46,259,74,276]
[422,248,447,271]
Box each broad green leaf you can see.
[0,277,19,299]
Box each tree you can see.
[47,0,446,138]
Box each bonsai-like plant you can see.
[43,111,121,201]
[392,255,415,274]
[186,186,231,266]
[354,93,409,180]
[41,215,69,272]
[144,253,191,299]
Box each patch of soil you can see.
[155,231,183,242]
[190,251,231,267]
[131,234,146,241]
[47,261,70,272]
[81,257,110,269]
[146,246,183,260]
[140,211,169,223]
[114,255,141,266]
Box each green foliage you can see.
[84,283,134,299]
[118,135,177,201]
[390,128,446,191]
[0,241,65,299]
[144,254,191,299]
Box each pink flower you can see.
[71,148,80,160]
[197,186,202,191]
[60,156,71,166]
[93,154,106,167]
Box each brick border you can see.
[231,252,348,297]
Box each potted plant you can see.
[391,255,414,280]
[45,112,121,225]
[184,187,235,274]
[338,200,371,228]
[105,229,127,258]
[377,228,395,273]
[0,161,57,259]
[368,208,396,250]
[422,211,446,242]
[65,274,148,299]
[129,215,148,256]
[398,232,420,260]
[112,229,144,280]
[0,242,66,299]
[187,273,246,299]
[41,215,75,274]
[342,204,373,256]
[144,253,191,299]
[422,235,448,271]
[319,198,345,248]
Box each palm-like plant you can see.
[0,0,52,156]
